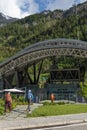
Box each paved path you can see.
[0,103,42,120]
[0,103,87,130]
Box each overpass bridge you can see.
[0,38,87,89]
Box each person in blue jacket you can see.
[27,89,33,111]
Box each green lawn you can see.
[27,103,87,117]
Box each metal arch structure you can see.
[0,38,87,88]
[0,38,87,75]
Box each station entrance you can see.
[0,38,87,102]
[45,83,81,102]
[42,57,85,102]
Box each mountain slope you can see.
[0,1,87,62]
[0,12,17,26]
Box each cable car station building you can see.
[0,38,86,102]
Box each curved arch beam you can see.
[0,38,87,75]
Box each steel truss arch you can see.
[0,38,87,76]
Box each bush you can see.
[58,102,65,105]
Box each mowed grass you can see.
[28,104,87,117]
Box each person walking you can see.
[50,93,55,103]
[27,89,33,111]
[4,92,12,113]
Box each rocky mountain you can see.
[64,1,87,17]
[0,1,87,62]
[16,1,87,27]
[0,12,17,26]
[0,1,87,27]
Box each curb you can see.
[0,119,87,130]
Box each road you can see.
[31,123,87,130]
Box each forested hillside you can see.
[0,1,87,62]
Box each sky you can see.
[0,0,86,18]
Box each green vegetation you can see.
[0,3,87,116]
[0,3,87,62]
[0,95,27,115]
[80,82,87,99]
[1,97,87,117]
[27,102,87,117]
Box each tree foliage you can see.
[0,4,87,62]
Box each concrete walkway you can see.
[0,103,42,120]
[0,103,87,130]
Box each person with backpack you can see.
[27,89,33,111]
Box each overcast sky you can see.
[0,0,86,18]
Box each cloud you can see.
[0,0,39,18]
[19,0,39,18]
[0,0,86,18]
[80,0,87,3]
[35,0,54,12]
[46,0,73,11]
[46,0,87,11]
[0,0,21,18]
